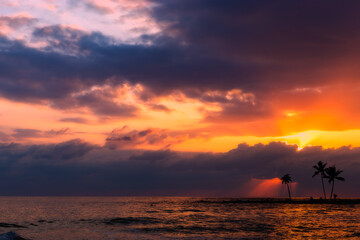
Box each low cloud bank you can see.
[0,140,358,197]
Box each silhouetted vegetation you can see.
[312,161,328,199]
[309,162,346,200]
[280,162,346,201]
[281,174,292,200]
[325,165,345,199]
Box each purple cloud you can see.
[0,140,357,196]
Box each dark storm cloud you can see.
[150,0,360,90]
[1,26,137,117]
[0,35,86,101]
[32,25,89,54]
[0,140,358,196]
[0,139,95,164]
[2,1,360,117]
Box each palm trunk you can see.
[330,180,334,199]
[321,176,326,199]
[287,183,291,200]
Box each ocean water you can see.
[0,197,359,239]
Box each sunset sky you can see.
[0,0,359,196]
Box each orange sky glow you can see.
[2,82,360,152]
[0,0,359,197]
[1,0,360,153]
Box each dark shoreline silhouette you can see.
[195,198,360,204]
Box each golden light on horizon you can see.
[2,0,360,204]
[246,178,283,198]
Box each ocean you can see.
[0,197,359,239]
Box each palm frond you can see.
[281,174,292,184]
[336,176,345,181]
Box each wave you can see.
[0,223,26,229]
[0,231,29,240]
[104,217,161,225]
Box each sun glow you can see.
[246,178,282,197]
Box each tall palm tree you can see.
[312,161,328,199]
[281,174,292,200]
[325,165,345,199]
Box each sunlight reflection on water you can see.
[0,197,358,239]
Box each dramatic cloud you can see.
[32,25,91,55]
[0,140,357,196]
[1,1,360,123]
[150,0,360,90]
[2,1,360,95]
[1,0,360,196]
[52,84,139,117]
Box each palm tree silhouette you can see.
[281,174,292,200]
[312,161,328,199]
[325,165,345,199]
